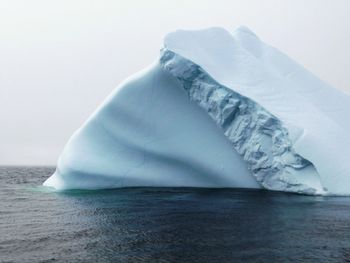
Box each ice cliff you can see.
[44,26,350,195]
[160,50,322,194]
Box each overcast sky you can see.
[1,0,350,165]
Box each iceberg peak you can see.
[44,26,350,195]
[233,25,259,37]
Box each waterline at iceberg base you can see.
[44,26,350,195]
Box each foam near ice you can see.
[44,26,350,195]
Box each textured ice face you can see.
[160,50,324,195]
[164,26,350,195]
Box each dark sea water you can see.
[1,167,350,263]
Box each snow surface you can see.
[45,26,350,195]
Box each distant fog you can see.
[1,0,350,165]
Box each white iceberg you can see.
[44,26,350,195]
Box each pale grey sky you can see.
[1,0,350,165]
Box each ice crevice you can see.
[160,49,325,195]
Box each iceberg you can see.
[44,26,350,195]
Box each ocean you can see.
[1,166,350,262]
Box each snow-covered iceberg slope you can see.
[44,26,350,195]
